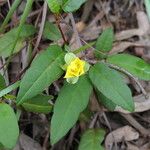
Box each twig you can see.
[32,1,47,56]
[69,13,82,47]
[2,0,34,74]
[121,113,150,136]
[68,125,79,148]
[42,129,49,150]
[107,63,148,98]
[81,0,95,22]
[55,14,68,44]
[7,0,11,9]
[102,112,112,131]
[28,8,43,18]
[0,0,21,33]
[89,112,99,128]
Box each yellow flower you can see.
[64,58,85,78]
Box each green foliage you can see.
[16,45,65,105]
[22,94,53,114]
[6,0,34,62]
[0,0,21,33]
[0,74,6,90]
[43,21,61,41]
[79,108,92,123]
[145,0,150,20]
[46,0,87,13]
[2,0,149,148]
[0,103,19,149]
[62,0,87,12]
[89,63,134,112]
[96,28,114,52]
[0,24,36,57]
[46,0,62,13]
[78,129,105,150]
[50,75,92,144]
[0,81,20,98]
[73,42,95,54]
[107,54,150,81]
[96,90,116,111]
[19,24,36,37]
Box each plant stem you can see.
[0,0,21,33]
[73,41,95,54]
[4,0,34,71]
[0,80,20,98]
[55,14,68,44]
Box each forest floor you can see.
[0,0,150,150]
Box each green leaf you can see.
[0,81,20,98]
[79,108,92,123]
[89,63,134,112]
[43,21,61,41]
[16,45,65,105]
[145,0,150,20]
[0,24,36,57]
[94,50,108,60]
[96,90,116,111]
[4,94,16,100]
[96,28,114,52]
[62,0,87,12]
[22,94,53,114]
[46,0,62,13]
[0,38,24,58]
[78,129,105,150]
[17,24,36,38]
[107,54,150,81]
[51,75,92,145]
[0,103,19,149]
[0,74,6,90]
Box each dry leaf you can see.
[13,133,42,150]
[105,125,139,150]
[115,11,150,41]
[109,41,143,54]
[126,142,139,150]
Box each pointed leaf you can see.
[62,0,87,12]
[46,0,62,13]
[78,129,105,150]
[89,63,134,112]
[96,28,114,52]
[145,0,150,20]
[0,81,20,98]
[17,24,36,38]
[107,54,150,81]
[0,103,19,149]
[43,21,61,41]
[22,94,53,114]
[51,75,92,144]
[96,90,116,111]
[17,45,65,105]
[0,24,36,57]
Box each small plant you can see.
[0,0,150,149]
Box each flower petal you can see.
[66,77,79,84]
[64,53,77,65]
